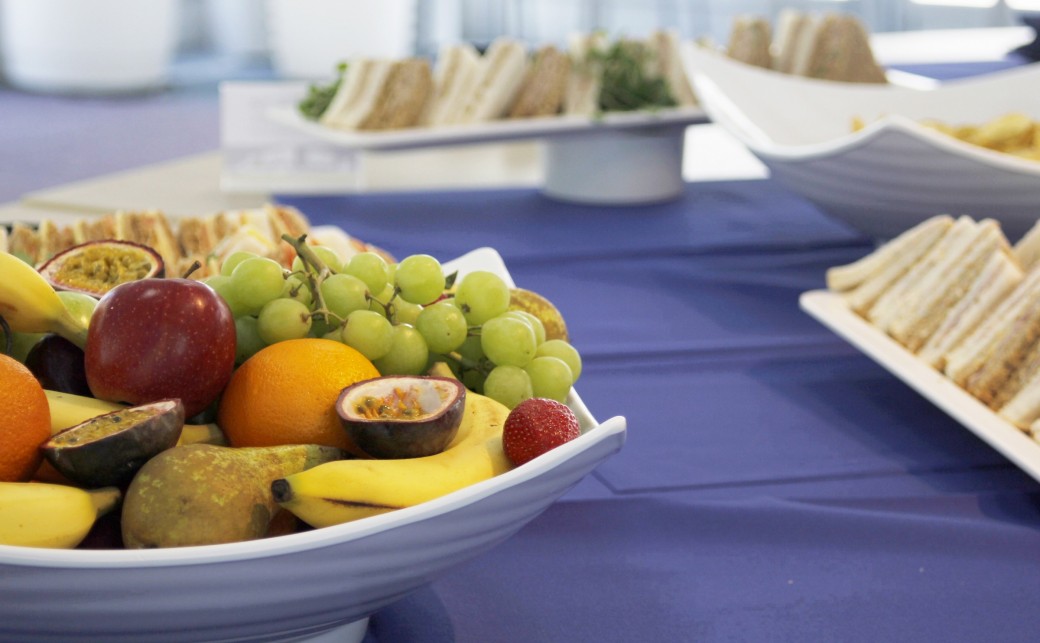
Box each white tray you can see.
[799,289,1040,482]
[268,105,708,152]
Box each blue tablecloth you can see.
[278,178,1040,643]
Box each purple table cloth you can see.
[278,180,1040,643]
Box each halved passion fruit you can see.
[336,375,466,459]
[41,398,185,488]
[38,240,165,297]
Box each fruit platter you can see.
[0,206,626,641]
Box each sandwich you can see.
[647,29,698,107]
[455,37,529,124]
[726,15,773,69]
[772,9,820,75]
[996,336,1040,429]
[867,216,980,333]
[7,222,42,265]
[0,225,7,255]
[802,14,886,83]
[827,214,952,294]
[885,218,1008,352]
[320,59,395,130]
[1012,218,1040,270]
[564,31,608,116]
[916,249,1023,369]
[320,58,433,131]
[358,58,433,131]
[509,45,571,118]
[840,214,954,317]
[419,43,482,127]
[944,264,1040,407]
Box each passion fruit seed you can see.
[42,398,185,488]
[39,240,165,297]
[337,375,466,459]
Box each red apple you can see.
[85,278,236,418]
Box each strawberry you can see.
[502,398,580,466]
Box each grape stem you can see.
[446,350,493,377]
[282,233,339,327]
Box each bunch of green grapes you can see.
[203,236,581,410]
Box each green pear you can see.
[122,443,344,548]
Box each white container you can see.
[266,0,417,80]
[542,126,688,205]
[0,0,178,94]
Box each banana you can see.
[44,389,227,445]
[0,482,120,548]
[0,251,89,348]
[272,391,513,528]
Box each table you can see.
[3,30,1040,643]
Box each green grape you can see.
[341,309,394,360]
[525,356,573,402]
[535,339,582,382]
[205,274,253,318]
[454,270,510,325]
[461,369,486,394]
[345,252,389,294]
[281,275,313,307]
[457,334,485,363]
[309,316,338,338]
[368,283,395,318]
[320,273,369,321]
[394,254,444,305]
[416,301,468,354]
[257,298,312,344]
[292,245,343,274]
[230,257,286,312]
[483,365,533,410]
[480,314,536,368]
[234,316,266,365]
[373,324,429,375]
[393,300,423,326]
[503,310,546,346]
[220,251,259,277]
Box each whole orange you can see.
[0,354,52,482]
[217,338,380,451]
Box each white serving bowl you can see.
[0,246,626,642]
[682,45,1040,241]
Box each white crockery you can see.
[0,246,626,642]
[682,45,1040,240]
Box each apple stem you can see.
[181,260,203,279]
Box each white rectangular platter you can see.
[268,105,708,152]
[799,289,1040,482]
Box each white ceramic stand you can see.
[541,125,686,205]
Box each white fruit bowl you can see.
[0,246,627,642]
[682,45,1040,241]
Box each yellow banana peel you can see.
[272,391,513,528]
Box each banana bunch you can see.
[0,251,88,348]
[273,391,513,528]
[45,389,226,446]
[0,482,120,548]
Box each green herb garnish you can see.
[589,40,676,113]
[298,62,348,121]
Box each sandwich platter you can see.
[800,290,1040,483]
[268,104,707,153]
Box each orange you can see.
[0,354,51,482]
[217,338,380,451]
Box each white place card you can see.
[219,81,362,194]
